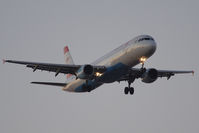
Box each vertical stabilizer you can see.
[64,46,74,65]
[64,46,75,80]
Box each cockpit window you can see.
[137,37,154,42]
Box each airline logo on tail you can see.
[64,46,75,80]
[64,46,74,64]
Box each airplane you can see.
[3,35,194,95]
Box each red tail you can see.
[64,46,75,80]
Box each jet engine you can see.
[76,64,94,79]
[141,68,158,83]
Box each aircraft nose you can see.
[150,40,157,52]
[143,40,157,57]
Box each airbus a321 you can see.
[4,35,194,95]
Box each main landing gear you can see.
[124,81,134,95]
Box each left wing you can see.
[157,69,194,79]
[3,60,106,76]
[118,68,194,81]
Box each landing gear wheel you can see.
[124,87,129,95]
[129,87,134,95]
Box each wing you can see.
[4,60,106,76]
[118,68,194,81]
[157,69,194,79]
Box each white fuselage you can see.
[63,35,156,92]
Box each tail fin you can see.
[64,46,74,65]
[64,46,75,80]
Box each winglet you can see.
[2,59,6,64]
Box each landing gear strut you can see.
[124,80,134,95]
[124,72,135,95]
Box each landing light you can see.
[139,57,147,64]
[95,72,103,77]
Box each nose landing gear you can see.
[124,87,134,95]
[124,57,147,95]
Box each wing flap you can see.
[26,64,77,75]
[157,70,194,76]
[157,70,194,79]
[4,60,81,76]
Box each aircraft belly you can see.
[63,63,130,92]
[63,78,103,92]
[97,63,130,83]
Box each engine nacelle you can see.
[141,68,158,83]
[76,64,94,79]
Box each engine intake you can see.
[83,64,93,75]
[76,64,94,79]
[141,68,158,83]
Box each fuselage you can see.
[63,35,157,92]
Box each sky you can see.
[0,0,199,133]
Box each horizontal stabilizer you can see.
[31,82,67,87]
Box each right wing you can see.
[157,69,194,79]
[118,68,194,82]
[3,60,106,76]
